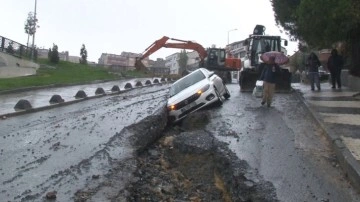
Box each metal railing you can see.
[0,35,35,60]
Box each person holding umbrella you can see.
[259,56,280,107]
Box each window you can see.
[169,70,206,97]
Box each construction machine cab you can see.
[204,48,226,69]
[248,35,282,67]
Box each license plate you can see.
[181,102,196,112]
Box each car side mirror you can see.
[208,72,215,77]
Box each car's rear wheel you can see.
[214,87,223,106]
[223,85,231,99]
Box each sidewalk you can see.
[293,82,360,190]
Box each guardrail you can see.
[0,35,35,59]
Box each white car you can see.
[167,68,230,123]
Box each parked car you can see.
[319,66,330,81]
[167,68,230,123]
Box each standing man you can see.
[306,52,322,91]
[327,49,344,89]
[260,56,280,107]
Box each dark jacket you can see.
[327,54,343,72]
[260,63,280,83]
[306,53,321,73]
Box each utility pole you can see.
[31,0,37,61]
[227,28,237,45]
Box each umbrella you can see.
[260,51,289,65]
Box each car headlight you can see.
[168,104,176,111]
[197,84,210,95]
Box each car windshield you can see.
[169,70,206,97]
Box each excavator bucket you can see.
[134,58,148,71]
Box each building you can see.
[165,52,180,75]
[186,51,200,69]
[227,40,247,60]
[68,56,81,64]
[98,51,149,71]
[149,58,169,75]
[37,48,76,63]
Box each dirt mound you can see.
[126,115,279,201]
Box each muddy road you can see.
[0,84,170,202]
[1,83,360,202]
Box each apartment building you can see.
[165,52,180,75]
[149,58,169,76]
[98,51,149,71]
[37,48,76,63]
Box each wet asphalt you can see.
[1,81,360,201]
[207,83,360,202]
[0,83,170,202]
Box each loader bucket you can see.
[239,70,259,92]
[239,68,292,93]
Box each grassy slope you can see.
[0,59,147,91]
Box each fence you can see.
[0,35,35,59]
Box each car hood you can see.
[167,79,210,105]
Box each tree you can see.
[271,0,301,41]
[271,0,360,76]
[24,12,37,48]
[80,44,88,64]
[49,43,59,63]
[6,42,15,54]
[178,50,188,75]
[48,48,52,60]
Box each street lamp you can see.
[31,0,37,61]
[227,28,237,45]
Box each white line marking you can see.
[341,137,360,161]
[320,113,360,126]
[308,100,360,108]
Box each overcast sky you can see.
[1,0,298,62]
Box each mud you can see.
[125,112,279,202]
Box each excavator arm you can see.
[135,36,208,71]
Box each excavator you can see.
[238,25,292,92]
[134,36,241,83]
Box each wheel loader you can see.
[238,25,292,92]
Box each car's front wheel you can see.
[223,85,231,99]
[214,87,224,106]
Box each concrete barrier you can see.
[49,95,65,104]
[75,90,87,99]
[135,81,143,87]
[124,83,132,89]
[95,87,106,95]
[14,99,32,110]
[145,80,152,85]
[342,70,360,91]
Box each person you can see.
[327,49,344,89]
[259,56,280,107]
[306,52,321,91]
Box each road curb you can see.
[0,82,168,119]
[294,90,360,191]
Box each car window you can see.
[169,70,206,97]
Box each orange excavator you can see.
[135,36,241,83]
